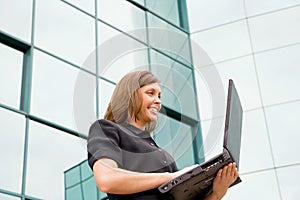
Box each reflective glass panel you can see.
[31,50,97,136]
[26,120,87,200]
[191,20,252,65]
[65,184,82,200]
[223,170,281,200]
[186,0,245,32]
[97,0,146,42]
[277,164,300,200]
[0,0,32,42]
[145,0,180,27]
[0,193,20,200]
[0,43,23,109]
[215,56,262,112]
[238,110,274,173]
[82,177,99,200]
[265,101,300,166]
[248,6,300,52]
[150,50,198,119]
[200,117,224,161]
[255,44,300,106]
[99,43,149,83]
[0,108,25,193]
[64,0,95,15]
[65,165,80,188]
[35,0,95,71]
[245,0,300,17]
[147,12,191,67]
[98,79,115,118]
[154,114,195,169]
[80,160,93,180]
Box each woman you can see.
[88,70,238,200]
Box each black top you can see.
[88,119,178,200]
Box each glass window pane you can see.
[82,177,98,200]
[99,45,149,83]
[98,21,122,48]
[35,0,95,71]
[65,184,82,200]
[0,0,32,42]
[277,164,300,200]
[223,170,281,200]
[64,0,95,16]
[215,56,262,112]
[31,50,97,136]
[26,120,87,200]
[80,160,93,181]
[145,0,180,27]
[200,117,224,161]
[255,44,300,106]
[0,193,20,200]
[98,79,115,118]
[248,6,300,52]
[265,101,300,166]
[65,166,80,188]
[238,110,274,173]
[0,43,23,109]
[150,50,198,119]
[0,108,25,193]
[97,0,146,42]
[154,114,195,169]
[191,20,252,65]
[147,12,192,67]
[245,0,300,17]
[186,0,245,32]
[97,21,149,83]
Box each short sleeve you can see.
[87,119,123,170]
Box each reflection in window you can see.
[26,120,87,200]
[97,0,146,42]
[0,108,25,193]
[0,43,23,109]
[147,12,191,67]
[65,160,108,200]
[31,50,96,136]
[150,50,198,119]
[35,0,95,71]
[154,113,195,169]
[98,79,115,118]
[145,0,180,27]
[0,0,32,42]
[0,193,20,200]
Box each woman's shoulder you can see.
[91,119,118,130]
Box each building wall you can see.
[0,0,202,200]
[187,1,300,200]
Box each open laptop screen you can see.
[224,79,243,168]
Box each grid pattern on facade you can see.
[0,0,201,199]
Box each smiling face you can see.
[130,82,161,130]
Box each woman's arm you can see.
[93,158,196,194]
[93,158,171,194]
[204,163,239,200]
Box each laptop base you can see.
[159,148,241,200]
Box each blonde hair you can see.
[104,70,159,132]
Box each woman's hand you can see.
[208,162,239,200]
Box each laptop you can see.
[158,79,243,200]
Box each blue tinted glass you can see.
[65,166,81,188]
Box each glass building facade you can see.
[188,1,300,200]
[0,0,299,200]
